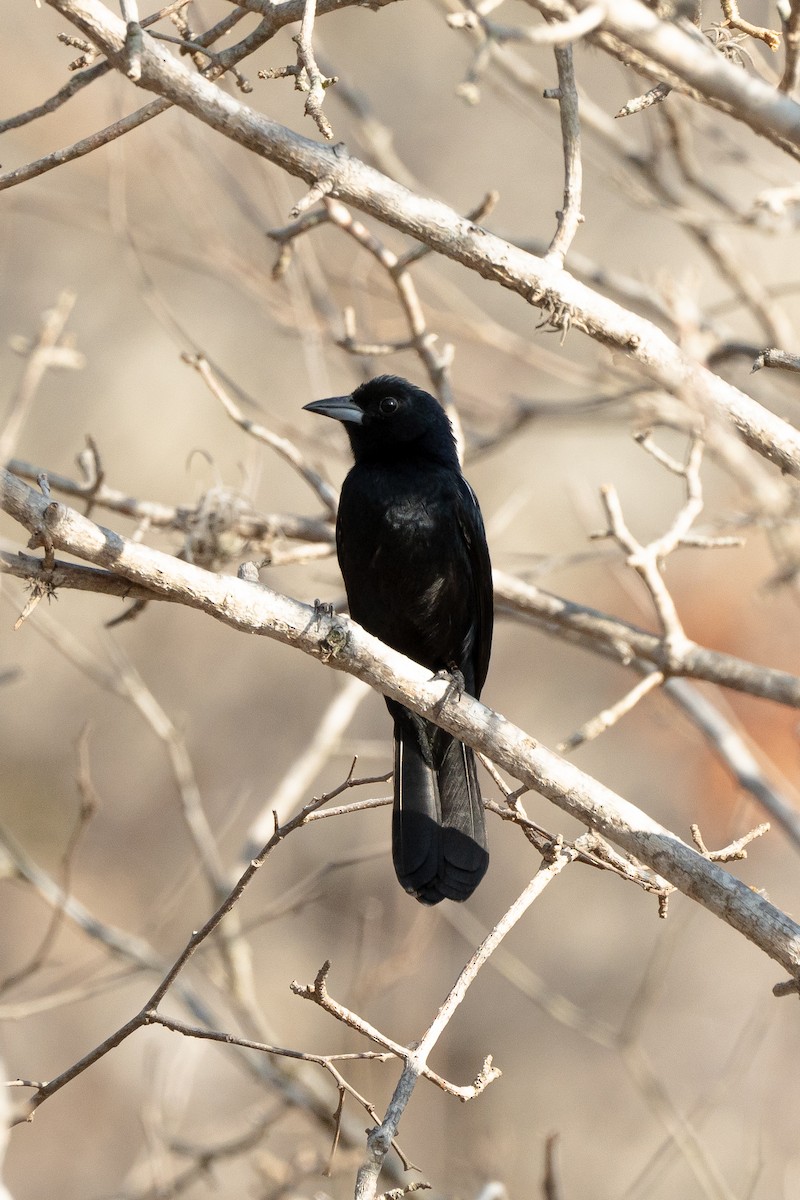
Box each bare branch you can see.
[544,40,584,266]
[23,0,800,478]
[592,435,706,654]
[183,353,339,516]
[294,0,337,139]
[780,0,800,90]
[522,0,800,154]
[664,678,800,850]
[291,960,493,1099]
[3,468,799,980]
[1,293,83,467]
[353,847,575,1199]
[718,0,781,51]
[6,537,800,712]
[557,670,665,753]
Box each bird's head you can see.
[304,375,459,465]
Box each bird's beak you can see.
[303,395,364,425]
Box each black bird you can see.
[304,376,492,904]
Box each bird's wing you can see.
[456,477,494,697]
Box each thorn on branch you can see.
[751,348,800,373]
[772,976,800,997]
[471,1054,502,1097]
[291,174,337,218]
[13,576,57,632]
[58,31,101,70]
[616,81,672,118]
[124,21,144,81]
[57,31,92,52]
[291,958,333,1003]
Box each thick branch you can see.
[28,0,800,478]
[5,548,800,710]
[525,0,800,154]
[493,571,800,708]
[3,468,799,980]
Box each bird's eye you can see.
[379,396,399,415]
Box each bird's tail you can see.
[391,711,488,905]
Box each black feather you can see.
[304,376,493,903]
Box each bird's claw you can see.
[432,666,466,710]
[313,598,335,629]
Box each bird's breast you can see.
[336,464,474,672]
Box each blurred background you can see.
[2,1,800,1196]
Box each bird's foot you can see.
[432,666,466,711]
[312,598,335,628]
[309,599,348,661]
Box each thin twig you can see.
[322,198,463,459]
[557,670,665,753]
[0,724,98,997]
[291,961,495,1099]
[1,293,83,467]
[690,821,770,862]
[10,771,379,1125]
[353,845,577,1199]
[294,0,336,138]
[545,39,583,266]
[183,353,338,515]
[719,0,781,49]
[4,470,800,979]
[237,677,371,866]
[592,435,707,657]
[780,0,800,89]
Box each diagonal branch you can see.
[493,571,800,708]
[3,467,799,981]
[22,0,800,480]
[5,543,800,708]
[523,0,800,154]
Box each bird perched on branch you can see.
[304,376,493,904]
